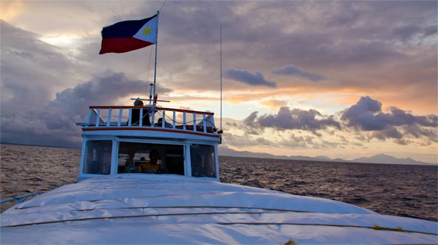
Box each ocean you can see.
[1,144,437,222]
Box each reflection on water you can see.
[1,144,437,222]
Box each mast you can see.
[153,11,160,104]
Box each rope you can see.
[159,0,167,12]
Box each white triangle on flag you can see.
[133,16,158,44]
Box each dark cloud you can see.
[1,20,79,96]
[243,112,259,127]
[272,65,325,82]
[45,72,172,130]
[424,25,437,37]
[371,127,403,140]
[393,25,422,42]
[323,2,363,27]
[341,96,438,143]
[403,125,438,142]
[242,112,262,135]
[87,1,436,98]
[341,96,384,130]
[1,71,172,146]
[341,96,438,131]
[246,107,341,134]
[157,2,235,45]
[392,23,437,42]
[225,69,277,88]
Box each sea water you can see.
[1,144,437,222]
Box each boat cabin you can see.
[76,105,222,181]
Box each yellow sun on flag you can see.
[142,26,153,36]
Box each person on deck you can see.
[138,150,164,174]
[131,99,151,126]
[155,118,172,128]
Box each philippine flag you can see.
[99,14,158,54]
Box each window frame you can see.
[78,137,219,181]
[115,139,187,175]
[82,139,113,175]
[189,144,219,179]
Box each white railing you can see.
[77,106,218,134]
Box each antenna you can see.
[153,11,160,100]
[220,22,223,132]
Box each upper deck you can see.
[76,104,222,181]
[77,105,222,142]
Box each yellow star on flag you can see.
[142,26,153,37]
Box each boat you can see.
[1,12,437,245]
[1,95,437,244]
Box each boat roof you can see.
[2,175,437,244]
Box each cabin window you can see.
[190,144,216,178]
[83,140,112,175]
[117,142,184,175]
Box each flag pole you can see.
[153,11,160,105]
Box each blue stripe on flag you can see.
[101,15,157,39]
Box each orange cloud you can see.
[262,99,288,110]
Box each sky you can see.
[1,0,437,163]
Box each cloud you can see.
[341,96,438,142]
[0,20,172,147]
[423,25,437,37]
[371,127,403,140]
[45,72,172,130]
[243,111,258,127]
[1,19,79,92]
[1,70,172,147]
[225,69,277,88]
[236,96,437,147]
[392,24,437,42]
[245,107,341,135]
[273,65,325,82]
[341,96,438,131]
[341,96,384,130]
[393,25,422,42]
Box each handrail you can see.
[77,105,219,135]
[89,106,215,115]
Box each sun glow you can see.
[0,0,24,22]
[39,35,80,48]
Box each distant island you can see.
[1,142,436,166]
[218,147,437,166]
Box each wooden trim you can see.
[89,106,214,115]
[82,127,221,138]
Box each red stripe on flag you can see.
[99,38,153,54]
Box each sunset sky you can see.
[1,0,437,163]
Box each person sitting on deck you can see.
[138,150,164,174]
[155,118,172,128]
[131,99,151,126]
